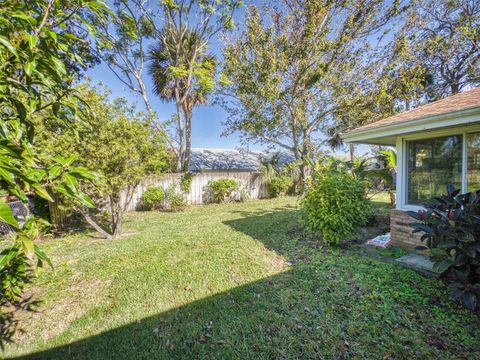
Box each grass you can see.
[5,197,480,359]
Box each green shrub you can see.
[301,171,372,246]
[266,175,293,198]
[180,172,194,194]
[408,185,480,313]
[164,185,187,212]
[141,187,166,210]
[207,179,239,203]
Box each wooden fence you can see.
[121,171,268,211]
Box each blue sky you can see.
[86,1,254,150]
[86,1,367,156]
[87,59,245,150]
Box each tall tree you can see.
[97,0,158,114]
[149,27,215,172]
[220,1,406,181]
[329,0,480,152]
[35,84,171,239]
[394,0,480,99]
[149,0,242,172]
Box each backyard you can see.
[5,197,480,359]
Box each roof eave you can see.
[342,106,480,145]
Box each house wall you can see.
[392,123,480,248]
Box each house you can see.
[343,88,480,248]
[188,148,294,172]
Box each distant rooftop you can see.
[188,148,294,172]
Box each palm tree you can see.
[149,25,216,172]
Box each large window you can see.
[407,135,463,205]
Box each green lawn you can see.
[5,197,480,359]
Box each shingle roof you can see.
[349,87,480,134]
[188,148,294,172]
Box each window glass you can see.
[467,132,480,192]
[407,135,462,204]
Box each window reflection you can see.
[407,135,463,204]
[468,132,480,192]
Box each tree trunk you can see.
[450,82,460,95]
[110,195,122,239]
[182,106,193,172]
[297,133,312,192]
[112,212,122,239]
[81,209,113,239]
[175,103,184,173]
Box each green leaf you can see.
[433,258,453,274]
[20,235,35,254]
[70,166,98,181]
[0,36,18,56]
[51,56,66,75]
[25,61,36,76]
[48,164,62,178]
[0,247,18,270]
[63,173,78,191]
[34,245,53,269]
[78,193,96,208]
[31,183,54,202]
[26,34,38,49]
[463,292,477,310]
[13,99,27,120]
[0,202,18,229]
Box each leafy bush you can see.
[141,187,165,210]
[301,170,372,246]
[164,186,187,212]
[207,179,239,203]
[180,172,194,194]
[408,185,480,313]
[266,175,293,198]
[141,186,186,212]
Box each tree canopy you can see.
[0,0,110,344]
[220,0,407,178]
[34,84,172,239]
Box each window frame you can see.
[396,124,480,211]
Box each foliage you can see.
[207,179,239,203]
[140,185,186,212]
[408,185,480,313]
[96,0,156,114]
[0,0,110,343]
[3,198,480,358]
[149,0,242,172]
[397,0,480,98]
[220,1,406,181]
[266,176,293,198]
[141,187,166,211]
[180,173,194,194]
[302,165,372,245]
[163,185,187,212]
[34,84,171,238]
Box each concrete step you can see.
[395,253,441,277]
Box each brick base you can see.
[390,209,423,249]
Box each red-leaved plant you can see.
[408,185,480,313]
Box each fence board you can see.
[121,171,268,211]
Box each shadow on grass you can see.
[225,207,321,264]
[16,207,480,359]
